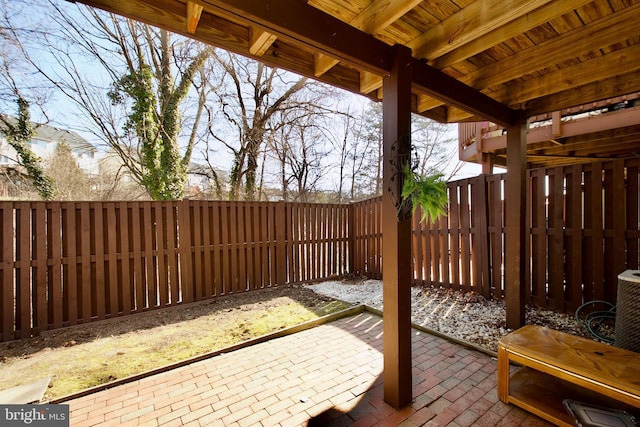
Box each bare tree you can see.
[267,109,331,202]
[0,2,56,200]
[411,115,462,180]
[206,51,335,201]
[328,102,382,202]
[6,1,215,200]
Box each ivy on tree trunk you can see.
[0,97,56,200]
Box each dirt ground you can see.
[0,285,352,401]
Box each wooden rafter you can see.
[527,70,640,116]
[186,0,203,34]
[360,70,383,95]
[249,27,277,56]
[492,44,640,108]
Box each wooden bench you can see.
[497,325,640,426]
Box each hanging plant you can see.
[400,162,448,223]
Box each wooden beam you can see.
[200,0,517,125]
[409,0,552,61]
[505,112,528,329]
[186,1,204,34]
[350,0,422,35]
[382,44,413,410]
[411,58,517,128]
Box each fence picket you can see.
[530,169,547,306]
[165,203,180,304]
[62,203,78,325]
[122,202,133,315]
[93,204,105,319]
[33,204,47,333]
[158,203,170,305]
[78,203,92,322]
[105,204,119,316]
[192,201,203,299]
[449,184,461,291]
[608,160,627,302]
[547,167,565,311]
[15,204,30,338]
[565,165,583,311]
[1,203,12,340]
[46,203,62,329]
[211,203,222,296]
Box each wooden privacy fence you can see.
[351,158,640,314]
[2,159,639,341]
[0,201,349,341]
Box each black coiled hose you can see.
[574,300,616,344]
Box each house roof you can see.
[0,114,96,154]
[72,0,640,164]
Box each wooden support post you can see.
[505,113,528,329]
[480,152,493,174]
[382,44,413,409]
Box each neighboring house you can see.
[98,152,227,200]
[185,162,226,198]
[0,114,98,176]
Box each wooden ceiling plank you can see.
[432,0,598,69]
[407,0,606,115]
[408,0,552,61]
[186,1,204,34]
[462,3,640,91]
[249,27,277,56]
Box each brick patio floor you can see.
[64,311,552,426]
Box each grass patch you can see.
[0,287,352,400]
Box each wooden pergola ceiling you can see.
[75,0,640,132]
